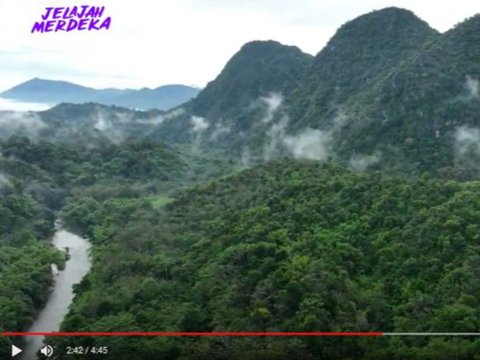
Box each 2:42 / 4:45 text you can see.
[66,346,109,355]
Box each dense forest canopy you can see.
[49,161,480,359]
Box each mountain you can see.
[287,7,438,129]
[0,78,200,111]
[1,78,98,103]
[151,9,448,169]
[191,40,314,119]
[150,40,314,149]
[334,14,480,178]
[285,9,480,178]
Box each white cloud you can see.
[453,126,480,176]
[454,126,480,158]
[210,122,231,141]
[0,111,46,134]
[259,93,283,124]
[264,115,288,160]
[283,128,332,161]
[163,108,185,120]
[240,146,251,167]
[349,152,381,171]
[137,116,164,126]
[263,108,346,161]
[465,75,479,100]
[190,116,209,132]
[0,98,53,111]
[91,109,128,143]
[93,114,110,132]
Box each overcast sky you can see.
[0,0,478,91]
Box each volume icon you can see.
[40,345,54,357]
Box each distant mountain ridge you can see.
[0,78,201,111]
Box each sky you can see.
[0,0,478,92]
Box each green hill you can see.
[0,135,186,189]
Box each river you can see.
[20,230,91,360]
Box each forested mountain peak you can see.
[147,40,314,151]
[448,13,480,33]
[326,7,436,50]
[287,7,437,131]
[315,6,437,66]
[191,40,314,120]
[439,13,480,52]
[329,7,435,41]
[329,9,480,178]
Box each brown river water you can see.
[20,230,91,360]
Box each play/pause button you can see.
[11,345,22,357]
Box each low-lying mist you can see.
[0,98,53,112]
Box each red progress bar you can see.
[2,332,384,337]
